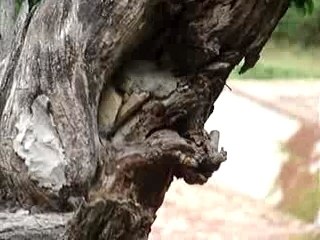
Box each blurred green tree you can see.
[274,0,319,47]
[15,0,41,14]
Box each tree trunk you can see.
[0,0,289,239]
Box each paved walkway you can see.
[149,80,320,239]
[150,182,318,240]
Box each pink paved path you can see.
[150,80,320,240]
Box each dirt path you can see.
[149,80,320,239]
[231,80,320,223]
[150,182,318,240]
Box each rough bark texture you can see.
[0,0,15,60]
[0,210,71,240]
[0,0,289,239]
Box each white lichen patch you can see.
[13,95,67,191]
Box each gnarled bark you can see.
[0,0,289,239]
[0,210,71,240]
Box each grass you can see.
[269,142,320,224]
[231,41,320,79]
[289,233,320,240]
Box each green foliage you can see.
[231,63,318,80]
[232,0,320,80]
[15,0,23,15]
[28,0,42,7]
[273,0,320,47]
[231,42,320,79]
[15,0,41,15]
[281,185,320,222]
[291,0,314,15]
[289,233,320,240]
